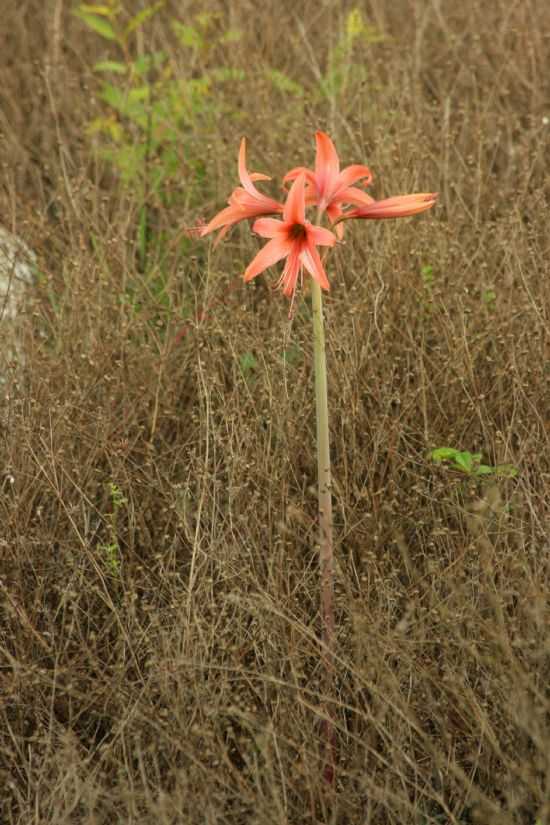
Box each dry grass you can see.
[1,1,550,823]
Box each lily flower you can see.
[283,131,374,232]
[244,174,336,304]
[337,192,438,222]
[201,138,284,244]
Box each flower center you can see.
[288,222,307,241]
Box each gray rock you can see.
[0,226,36,375]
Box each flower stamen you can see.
[288,223,307,241]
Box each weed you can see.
[482,287,497,311]
[421,263,435,288]
[429,446,518,479]
[76,2,244,267]
[98,481,127,577]
[318,8,385,104]
[263,8,385,121]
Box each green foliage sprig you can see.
[429,447,518,479]
[98,481,127,577]
[264,8,385,107]
[74,2,244,268]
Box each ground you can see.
[1,1,549,823]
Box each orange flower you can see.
[200,138,284,244]
[283,131,373,231]
[244,174,336,303]
[339,192,438,221]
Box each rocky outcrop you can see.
[0,226,36,377]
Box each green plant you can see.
[263,8,384,109]
[264,68,306,99]
[319,8,385,103]
[429,446,518,479]
[420,263,435,287]
[98,481,127,576]
[75,2,244,268]
[238,351,259,387]
[418,262,435,314]
[482,286,497,311]
[283,342,304,368]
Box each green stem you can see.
[311,270,336,786]
[311,279,335,655]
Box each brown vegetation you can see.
[1,1,549,823]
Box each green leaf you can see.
[430,447,482,475]
[421,264,434,285]
[239,352,258,373]
[127,85,152,104]
[124,1,164,38]
[453,455,472,473]
[283,344,303,368]
[475,464,495,476]
[99,85,129,114]
[101,143,148,185]
[346,8,365,39]
[94,60,127,74]
[454,450,481,474]
[266,69,305,97]
[195,12,216,29]
[430,446,518,480]
[132,51,167,77]
[220,28,242,43]
[108,482,127,509]
[494,464,519,479]
[86,114,123,141]
[210,67,246,83]
[78,4,115,15]
[74,10,117,40]
[430,447,460,463]
[172,21,205,49]
[100,84,150,123]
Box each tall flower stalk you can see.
[311,263,337,785]
[200,132,437,783]
[311,270,334,658]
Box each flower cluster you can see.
[201,132,437,303]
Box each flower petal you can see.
[307,224,337,247]
[331,186,375,208]
[200,204,244,237]
[229,187,283,215]
[282,166,317,189]
[345,192,438,220]
[238,137,261,197]
[251,218,285,238]
[244,236,291,282]
[282,173,306,224]
[314,131,340,204]
[300,240,330,291]
[334,164,373,193]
